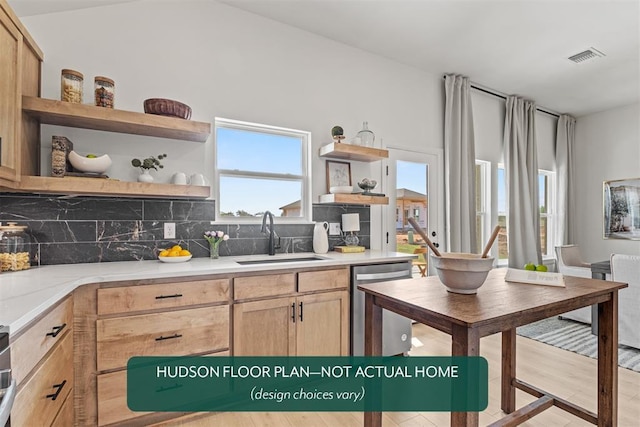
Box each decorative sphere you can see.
[331,126,344,137]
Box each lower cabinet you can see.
[10,295,74,427]
[233,268,350,356]
[11,332,73,426]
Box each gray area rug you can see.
[517,317,640,373]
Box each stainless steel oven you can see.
[0,325,14,427]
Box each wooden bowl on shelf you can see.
[143,98,192,120]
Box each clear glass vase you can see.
[209,242,220,259]
[356,121,375,147]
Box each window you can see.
[538,170,555,257]
[214,118,311,222]
[496,165,556,261]
[475,160,490,255]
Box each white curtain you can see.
[504,96,541,267]
[555,114,576,244]
[444,74,477,253]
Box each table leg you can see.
[597,292,618,426]
[591,271,605,335]
[451,324,480,427]
[364,293,383,427]
[501,329,516,414]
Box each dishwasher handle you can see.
[0,378,16,427]
[355,270,411,282]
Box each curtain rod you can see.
[444,75,561,119]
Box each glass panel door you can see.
[384,149,441,277]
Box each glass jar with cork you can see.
[94,76,115,108]
[0,222,31,272]
[61,69,83,103]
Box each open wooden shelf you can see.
[22,96,211,142]
[13,176,210,199]
[319,142,388,162]
[319,193,389,205]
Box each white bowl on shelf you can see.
[158,255,192,263]
[329,186,353,194]
[68,150,112,174]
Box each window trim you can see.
[475,160,491,255]
[496,164,557,264]
[213,117,312,224]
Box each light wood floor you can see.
[155,323,640,427]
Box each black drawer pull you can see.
[46,380,67,401]
[299,302,304,322]
[291,303,296,323]
[155,333,183,341]
[155,293,183,300]
[46,323,67,338]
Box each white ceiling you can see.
[10,0,640,117]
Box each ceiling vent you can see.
[568,47,606,63]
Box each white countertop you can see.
[0,250,413,336]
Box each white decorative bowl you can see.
[68,150,112,174]
[330,186,353,194]
[158,255,192,263]
[430,253,495,294]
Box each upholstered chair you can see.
[611,253,640,349]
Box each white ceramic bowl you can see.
[430,253,494,294]
[330,186,353,194]
[158,255,192,263]
[68,150,112,174]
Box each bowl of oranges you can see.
[158,245,192,263]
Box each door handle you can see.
[299,302,303,322]
[291,303,296,323]
[155,293,183,300]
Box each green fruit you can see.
[86,154,97,158]
[524,263,536,271]
[535,264,548,272]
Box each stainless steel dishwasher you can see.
[351,261,413,356]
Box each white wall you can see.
[22,0,445,249]
[575,102,640,262]
[21,0,560,251]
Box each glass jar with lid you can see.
[94,76,115,108]
[0,222,31,272]
[61,69,84,103]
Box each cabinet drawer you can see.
[298,268,349,293]
[97,278,230,315]
[97,305,229,371]
[97,351,229,426]
[234,273,295,300]
[11,295,72,385]
[12,332,73,427]
[51,392,74,427]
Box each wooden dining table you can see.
[359,268,627,427]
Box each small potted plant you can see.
[131,153,167,183]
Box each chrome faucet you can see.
[261,211,281,256]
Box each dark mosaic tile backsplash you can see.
[0,193,370,265]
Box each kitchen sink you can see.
[236,256,327,265]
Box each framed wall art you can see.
[325,160,352,192]
[603,177,640,240]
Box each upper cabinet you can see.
[318,142,389,205]
[0,0,42,183]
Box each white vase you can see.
[313,221,329,254]
[138,170,154,183]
